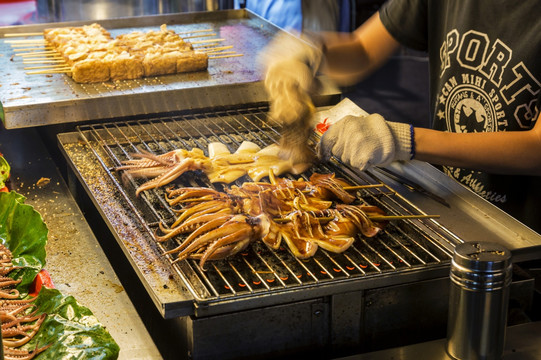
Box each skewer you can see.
[4,39,46,44]
[177,29,213,35]
[22,56,64,61]
[13,46,53,51]
[273,214,440,223]
[368,214,440,221]
[23,59,67,64]
[18,50,58,56]
[206,51,237,56]
[201,45,233,53]
[26,68,71,75]
[343,184,385,190]
[191,38,225,44]
[24,64,71,70]
[208,54,243,59]
[193,43,225,50]
[182,33,217,39]
[3,32,43,38]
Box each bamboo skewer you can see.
[343,184,385,190]
[193,43,225,50]
[273,214,440,224]
[182,33,217,39]
[192,38,225,44]
[3,32,43,38]
[22,59,66,64]
[13,46,53,51]
[209,54,243,59]
[18,51,58,56]
[368,214,440,221]
[24,64,71,70]
[22,56,64,61]
[177,28,213,35]
[4,39,46,44]
[201,45,233,53]
[26,68,71,75]
[206,51,237,56]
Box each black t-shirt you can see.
[380,0,541,232]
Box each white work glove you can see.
[318,114,414,170]
[259,32,324,125]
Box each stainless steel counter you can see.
[0,127,162,359]
[336,321,541,360]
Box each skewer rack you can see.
[0,10,325,129]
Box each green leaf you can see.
[0,155,9,188]
[25,287,120,360]
[0,191,47,294]
[0,192,120,359]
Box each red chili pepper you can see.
[0,187,8,192]
[29,269,55,297]
[316,117,331,134]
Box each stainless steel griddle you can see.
[0,10,294,128]
[58,105,465,318]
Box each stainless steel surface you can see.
[446,242,512,360]
[337,321,541,360]
[0,127,162,359]
[57,106,470,319]
[0,10,283,129]
[36,0,210,23]
[377,161,541,262]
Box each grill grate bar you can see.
[75,106,460,304]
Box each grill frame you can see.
[60,105,464,317]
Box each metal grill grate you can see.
[76,106,461,304]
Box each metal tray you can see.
[0,10,281,129]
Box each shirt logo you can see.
[436,29,541,204]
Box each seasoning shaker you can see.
[446,241,512,360]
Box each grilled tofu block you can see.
[106,52,144,80]
[176,51,208,73]
[71,58,110,83]
[143,51,179,77]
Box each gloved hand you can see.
[259,32,324,125]
[318,114,414,170]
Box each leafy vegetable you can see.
[0,191,46,292]
[0,155,9,190]
[0,192,120,359]
[29,288,120,360]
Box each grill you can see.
[63,105,461,311]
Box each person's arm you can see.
[415,112,541,175]
[321,12,401,86]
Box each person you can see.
[263,0,541,233]
[238,0,347,33]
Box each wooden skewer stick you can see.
[343,184,385,190]
[13,46,53,51]
[206,51,237,56]
[201,45,233,53]
[3,32,43,38]
[23,59,67,64]
[191,38,225,44]
[182,33,217,39]
[208,54,244,59]
[193,43,224,49]
[4,39,46,44]
[18,51,58,56]
[22,56,64,61]
[273,214,439,224]
[177,29,213,35]
[368,214,440,221]
[26,68,71,75]
[24,64,71,70]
